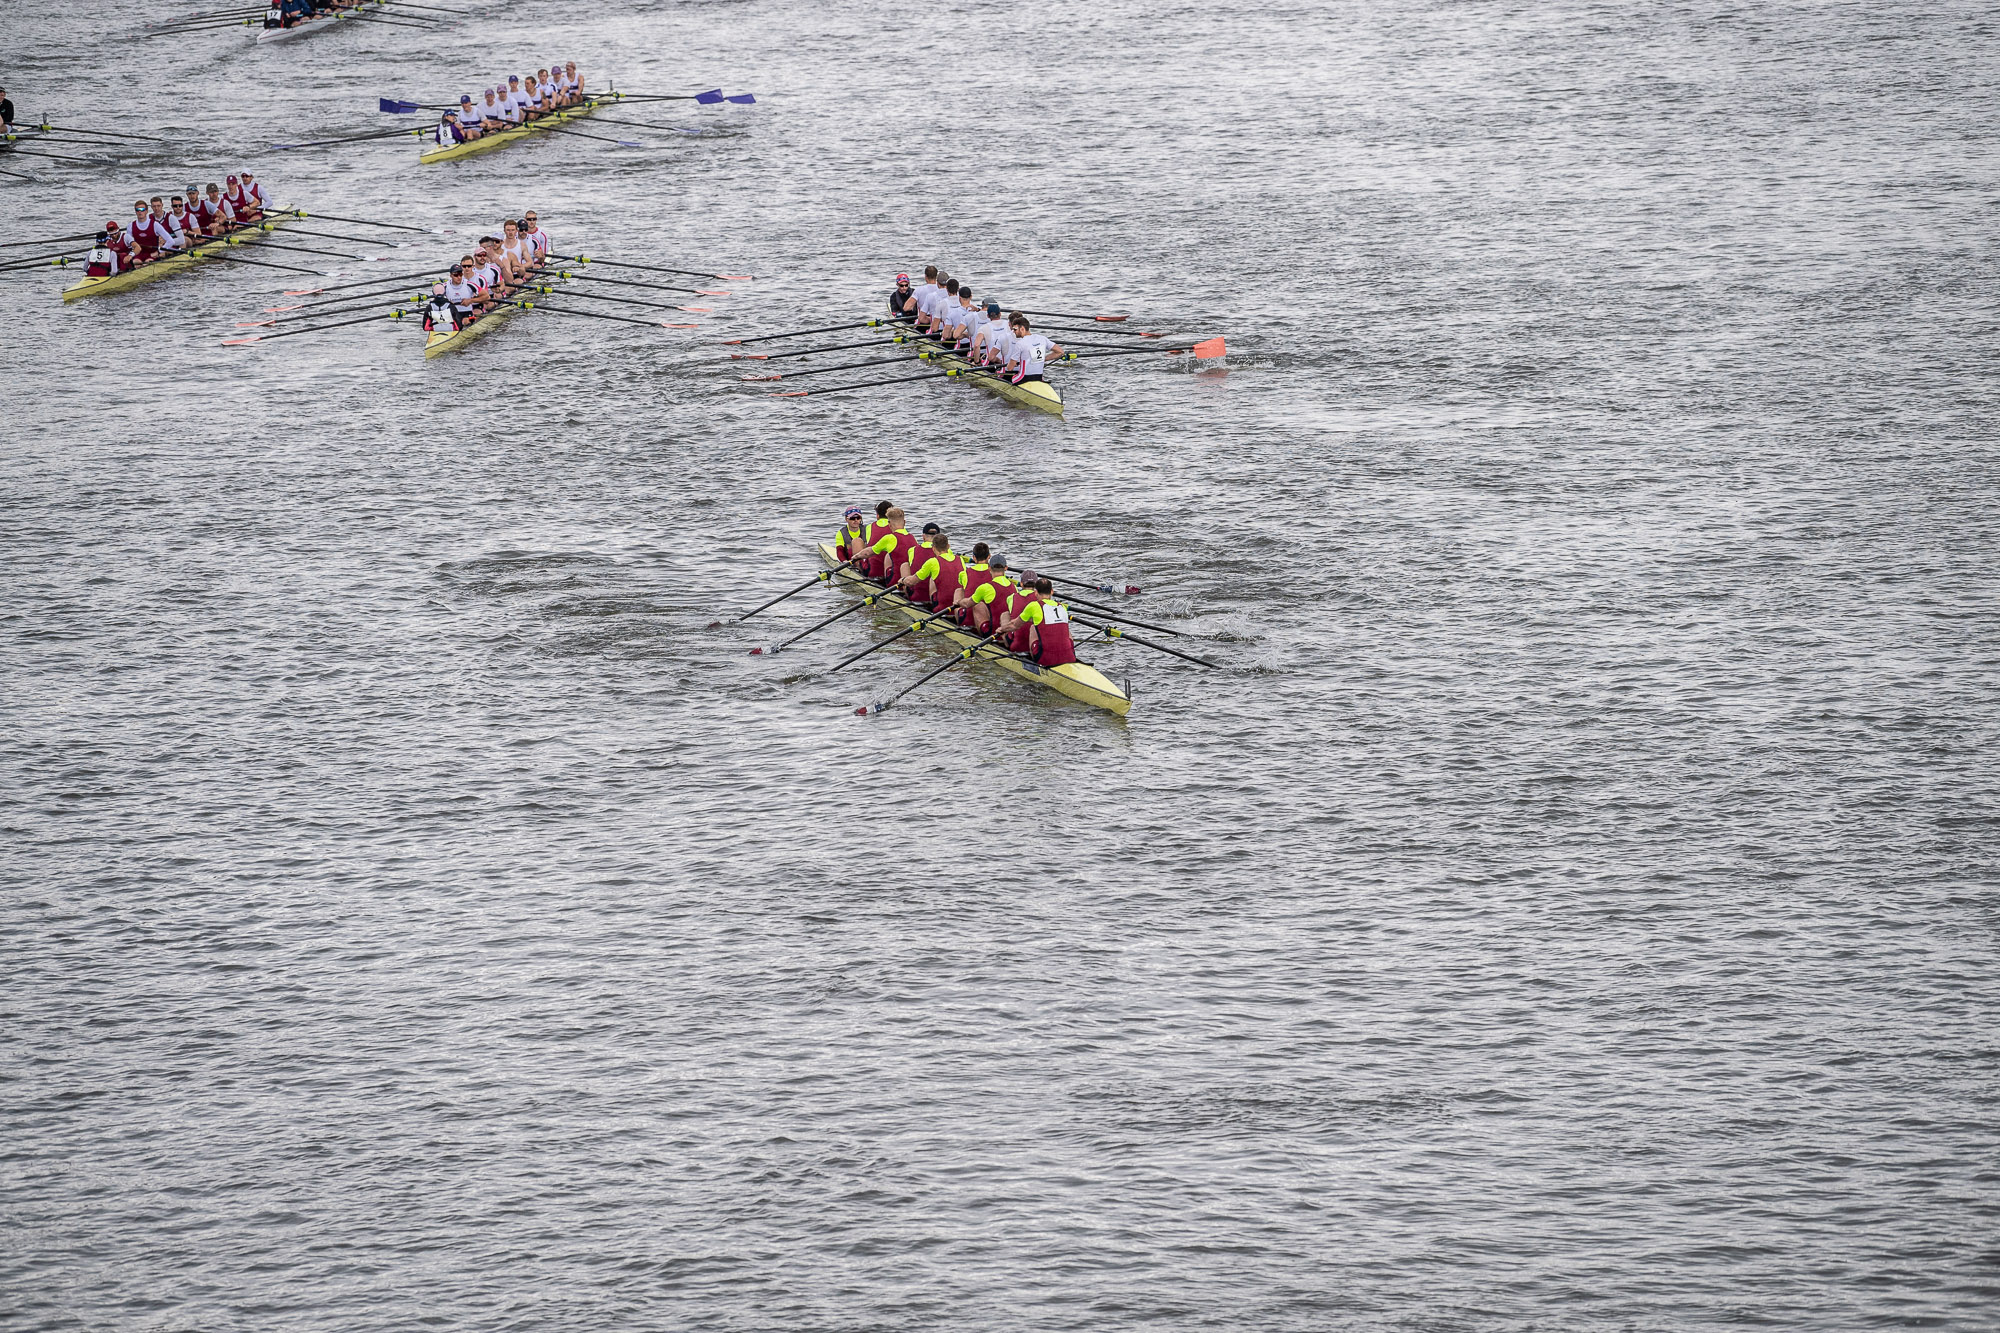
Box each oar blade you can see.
[1191,336,1227,358]
[378,98,422,114]
[694,89,725,104]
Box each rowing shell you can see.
[255,8,354,43]
[61,215,294,302]
[423,262,558,357]
[419,99,602,165]
[881,317,1063,416]
[815,542,1131,716]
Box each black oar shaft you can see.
[723,320,869,345]
[765,597,873,653]
[1074,618,1217,667]
[294,210,431,232]
[739,567,837,620]
[754,354,914,381]
[826,607,956,673]
[866,646,983,714]
[768,369,944,398]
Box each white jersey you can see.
[946,301,978,337]
[479,96,503,122]
[525,226,550,256]
[913,283,941,321]
[477,261,503,289]
[977,320,1012,362]
[1012,332,1055,375]
[242,180,266,207]
[443,277,479,307]
[539,80,558,105]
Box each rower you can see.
[969,300,1009,365]
[501,219,534,275]
[901,532,963,608]
[456,95,485,138]
[165,196,199,246]
[909,265,939,330]
[949,542,993,624]
[863,500,896,558]
[1017,579,1077,666]
[441,262,483,324]
[863,508,917,583]
[507,75,539,121]
[146,198,186,254]
[222,174,251,221]
[536,68,559,111]
[939,284,980,348]
[888,272,915,319]
[834,506,868,561]
[563,62,586,100]
[918,274,954,336]
[1002,314,1062,383]
[963,556,1014,635]
[475,88,505,133]
[522,211,550,259]
[200,182,236,234]
[239,172,266,219]
[125,200,162,265]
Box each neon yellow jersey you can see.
[837,523,865,549]
[1018,598,1046,626]
[912,554,949,582]
[871,529,905,554]
[973,575,1015,606]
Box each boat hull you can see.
[815,542,1130,716]
[61,215,293,302]
[419,99,602,165]
[256,10,347,43]
[423,263,553,356]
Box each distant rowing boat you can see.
[814,541,1132,715]
[256,7,355,43]
[62,215,293,302]
[419,100,602,165]
[423,262,559,356]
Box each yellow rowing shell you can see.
[881,321,1064,416]
[815,542,1131,716]
[60,215,293,302]
[423,263,556,356]
[419,99,602,165]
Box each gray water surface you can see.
[4,0,1998,1328]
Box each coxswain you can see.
[834,506,868,561]
[424,281,462,335]
[239,172,266,219]
[901,532,963,608]
[962,555,1015,635]
[1001,315,1062,384]
[83,229,123,278]
[889,273,915,318]
[1010,579,1077,666]
[435,109,467,147]
[948,543,993,624]
[521,210,550,258]
[864,508,918,582]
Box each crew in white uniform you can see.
[1002,315,1062,383]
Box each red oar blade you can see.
[1192,336,1227,359]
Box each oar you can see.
[148,4,262,23]
[223,307,413,345]
[727,335,891,362]
[231,237,368,260]
[557,254,751,281]
[742,354,917,382]
[1013,307,1130,323]
[145,16,261,33]
[202,250,327,275]
[766,369,946,400]
[282,264,443,295]
[536,124,645,147]
[1023,592,1180,635]
[289,209,435,234]
[1074,617,1218,667]
[0,146,100,164]
[529,284,709,314]
[720,319,885,346]
[559,270,727,296]
[0,247,85,269]
[581,115,702,133]
[599,89,726,103]
[29,123,171,142]
[824,606,961,673]
[1033,570,1144,597]
[501,298,682,329]
[730,558,860,623]
[0,166,35,181]
[748,595,881,655]
[273,126,428,150]
[384,0,472,12]
[236,292,425,326]
[1030,325,1168,339]
[1071,338,1226,361]
[267,277,433,309]
[856,640,1015,716]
